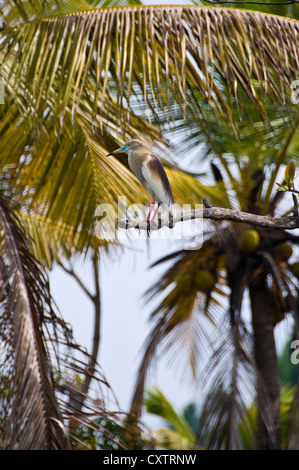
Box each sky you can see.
[50,235,202,430]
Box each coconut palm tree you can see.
[129,100,299,449]
[0,0,299,450]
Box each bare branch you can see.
[61,256,102,416]
[81,256,101,397]
[292,193,299,217]
[58,260,94,301]
[118,204,299,232]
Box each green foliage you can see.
[239,386,296,450]
[182,402,200,436]
[70,416,145,450]
[144,388,199,450]
[285,161,296,186]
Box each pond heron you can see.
[107,140,174,221]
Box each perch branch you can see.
[117,199,299,232]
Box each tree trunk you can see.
[249,274,281,450]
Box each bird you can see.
[106,139,174,222]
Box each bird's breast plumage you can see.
[128,152,148,187]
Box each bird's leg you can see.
[151,203,160,222]
[147,197,156,222]
[147,197,155,237]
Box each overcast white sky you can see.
[50,236,202,429]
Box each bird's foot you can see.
[168,212,174,229]
[203,197,215,209]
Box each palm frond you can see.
[144,387,199,450]
[130,318,164,416]
[153,427,197,450]
[0,79,165,253]
[130,245,225,416]
[197,320,257,450]
[0,195,66,449]
[0,5,298,260]
[0,194,127,449]
[18,211,117,268]
[200,0,299,20]
[0,0,143,26]
[1,6,298,135]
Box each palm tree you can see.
[130,105,299,449]
[0,0,299,449]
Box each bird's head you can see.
[106,139,148,156]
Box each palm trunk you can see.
[249,275,281,450]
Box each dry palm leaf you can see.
[0,195,124,450]
[0,195,66,449]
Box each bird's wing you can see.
[142,155,174,206]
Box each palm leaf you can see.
[0,195,66,449]
[0,195,125,449]
[0,0,143,25]
[0,71,227,256]
[0,5,298,260]
[1,6,298,135]
[197,320,257,450]
[0,77,165,252]
[144,387,199,450]
[18,211,116,268]
[130,245,225,416]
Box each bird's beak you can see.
[106,145,127,157]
